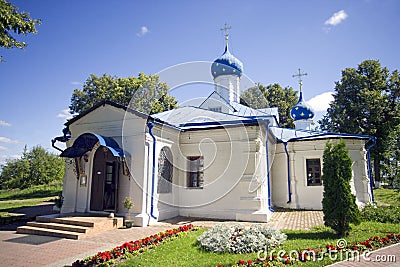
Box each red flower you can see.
[247,259,253,265]
[238,259,246,265]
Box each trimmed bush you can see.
[322,140,360,236]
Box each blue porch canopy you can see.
[60,133,124,158]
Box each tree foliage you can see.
[319,60,400,182]
[70,73,178,115]
[322,140,361,236]
[0,0,41,61]
[240,83,298,128]
[382,124,400,187]
[0,146,65,189]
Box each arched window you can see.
[157,147,173,193]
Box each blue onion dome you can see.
[211,44,243,78]
[290,92,315,121]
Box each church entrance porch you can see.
[58,132,125,215]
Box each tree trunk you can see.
[374,158,381,182]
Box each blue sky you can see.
[0,0,399,164]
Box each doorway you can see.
[90,147,118,212]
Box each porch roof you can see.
[60,133,124,158]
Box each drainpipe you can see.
[147,122,158,220]
[283,142,292,203]
[263,121,274,212]
[366,137,376,203]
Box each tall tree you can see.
[69,73,178,115]
[322,140,360,236]
[0,0,41,61]
[382,124,400,187]
[319,60,400,182]
[0,146,65,189]
[240,83,298,128]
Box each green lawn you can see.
[117,222,400,267]
[374,187,400,206]
[0,182,62,224]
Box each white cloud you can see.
[0,154,20,164]
[70,81,83,86]
[0,137,20,144]
[325,10,348,26]
[137,26,149,37]
[57,109,74,120]
[0,154,19,159]
[0,146,8,151]
[0,120,11,127]
[308,92,334,112]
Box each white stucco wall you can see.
[61,105,149,226]
[214,75,240,104]
[271,138,372,210]
[168,125,272,222]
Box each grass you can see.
[374,187,400,206]
[0,182,62,224]
[117,222,400,267]
[118,228,254,267]
[0,181,62,201]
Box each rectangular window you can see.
[187,156,204,188]
[209,107,222,112]
[306,159,322,186]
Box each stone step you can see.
[36,215,95,227]
[26,221,90,234]
[16,226,83,240]
[17,215,123,240]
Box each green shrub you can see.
[322,140,360,236]
[197,224,286,254]
[361,204,400,224]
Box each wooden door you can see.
[90,147,118,211]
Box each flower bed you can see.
[225,233,400,267]
[72,224,195,267]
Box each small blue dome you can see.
[211,44,243,78]
[290,92,315,121]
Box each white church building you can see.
[53,31,375,227]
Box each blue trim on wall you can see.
[283,142,292,203]
[180,118,259,128]
[264,122,274,212]
[276,132,373,143]
[366,137,377,203]
[147,122,158,220]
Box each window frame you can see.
[209,107,222,113]
[306,158,322,186]
[157,147,173,194]
[187,156,204,189]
